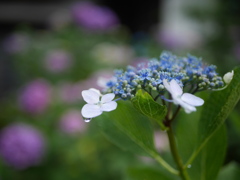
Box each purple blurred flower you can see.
[3,33,29,54]
[59,109,86,134]
[0,123,46,169]
[19,79,51,114]
[44,50,72,73]
[72,1,119,31]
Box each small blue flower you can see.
[103,51,224,100]
[138,69,152,81]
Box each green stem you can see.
[154,94,161,101]
[167,125,190,180]
[151,151,179,175]
[166,102,172,120]
[171,105,181,121]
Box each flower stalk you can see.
[164,104,190,180]
[167,124,190,180]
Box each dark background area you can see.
[0,0,161,35]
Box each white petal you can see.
[82,90,100,104]
[181,93,204,106]
[163,79,172,93]
[169,80,183,96]
[184,105,196,113]
[89,88,102,96]
[81,104,102,118]
[101,101,117,112]
[223,70,234,84]
[173,97,196,113]
[101,93,115,103]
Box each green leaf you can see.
[96,101,178,175]
[198,67,240,145]
[127,166,175,180]
[229,110,240,136]
[176,112,227,180]
[195,125,227,180]
[96,101,156,156]
[217,162,240,180]
[131,89,167,129]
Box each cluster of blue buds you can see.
[104,51,224,100]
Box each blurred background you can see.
[0,0,240,179]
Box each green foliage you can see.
[127,166,175,180]
[198,67,240,145]
[96,101,157,156]
[96,100,179,175]
[176,111,227,180]
[193,126,227,180]
[175,68,240,180]
[217,162,240,180]
[131,89,167,129]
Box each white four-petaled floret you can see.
[81,88,117,118]
[163,79,204,113]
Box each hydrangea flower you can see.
[212,70,234,91]
[18,79,51,114]
[82,52,227,119]
[72,1,119,31]
[81,88,117,119]
[3,33,29,54]
[59,109,86,134]
[0,123,45,169]
[57,81,82,104]
[156,26,202,50]
[163,79,204,113]
[154,131,169,152]
[104,51,225,101]
[44,50,72,73]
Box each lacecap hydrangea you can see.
[103,51,224,100]
[81,51,232,119]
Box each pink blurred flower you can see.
[57,82,83,104]
[59,109,86,135]
[0,123,46,169]
[130,57,149,69]
[19,79,51,114]
[72,1,119,31]
[137,131,169,164]
[57,71,114,104]
[3,33,29,54]
[83,70,115,90]
[44,50,72,73]
[156,26,202,50]
[154,131,169,152]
